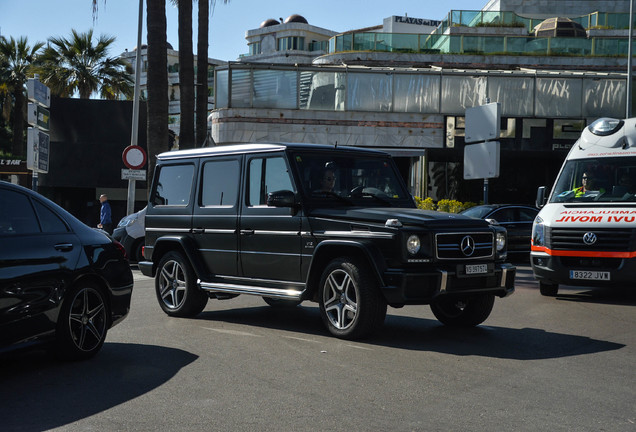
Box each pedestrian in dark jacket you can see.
[98,194,113,234]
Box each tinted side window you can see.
[153,164,195,206]
[0,189,40,234]
[519,208,538,222]
[201,159,240,207]
[492,208,515,223]
[33,200,68,233]
[248,156,293,206]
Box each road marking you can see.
[282,336,320,343]
[202,327,261,337]
[345,344,374,351]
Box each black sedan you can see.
[0,181,133,360]
[460,204,539,258]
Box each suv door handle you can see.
[54,243,74,252]
[240,229,255,235]
[192,228,205,234]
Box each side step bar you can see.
[198,281,304,300]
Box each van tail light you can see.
[142,246,145,260]
[114,240,128,260]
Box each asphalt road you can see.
[2,265,635,432]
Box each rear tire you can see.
[55,282,108,360]
[155,251,207,317]
[318,257,387,340]
[430,294,495,327]
[539,281,559,297]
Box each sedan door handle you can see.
[240,229,255,235]
[54,243,74,252]
[192,228,205,234]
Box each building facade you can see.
[120,44,226,141]
[210,0,635,204]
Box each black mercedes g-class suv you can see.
[139,143,515,339]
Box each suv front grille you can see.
[548,228,635,251]
[435,232,493,260]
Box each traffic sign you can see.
[27,128,50,173]
[122,145,147,169]
[465,102,501,144]
[27,78,51,108]
[121,169,146,180]
[27,103,50,130]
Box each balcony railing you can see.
[328,32,630,58]
[434,10,636,34]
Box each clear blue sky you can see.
[1,0,485,62]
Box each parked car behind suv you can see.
[0,181,133,359]
[139,143,515,339]
[113,207,146,262]
[460,204,539,260]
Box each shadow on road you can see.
[197,305,624,360]
[376,316,625,359]
[553,285,636,306]
[0,343,198,431]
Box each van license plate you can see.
[465,264,488,275]
[569,270,610,281]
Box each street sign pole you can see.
[26,75,51,191]
[127,0,144,216]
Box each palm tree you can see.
[0,36,44,157]
[146,0,170,185]
[177,0,195,149]
[36,29,133,99]
[196,0,210,147]
[196,1,230,147]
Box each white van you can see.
[532,117,636,296]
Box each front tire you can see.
[55,283,108,360]
[155,251,208,317]
[430,294,495,327]
[318,257,387,339]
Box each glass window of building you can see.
[249,41,261,56]
[277,36,305,51]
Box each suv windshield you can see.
[550,157,636,203]
[290,150,414,207]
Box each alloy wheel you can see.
[322,268,359,330]
[159,259,187,310]
[68,287,107,352]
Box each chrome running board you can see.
[198,281,304,300]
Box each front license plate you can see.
[569,270,610,281]
[465,264,488,275]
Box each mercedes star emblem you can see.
[460,235,475,256]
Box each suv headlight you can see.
[532,216,545,247]
[406,235,421,255]
[496,232,506,252]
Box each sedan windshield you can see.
[461,205,496,219]
[550,157,636,203]
[290,150,414,207]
